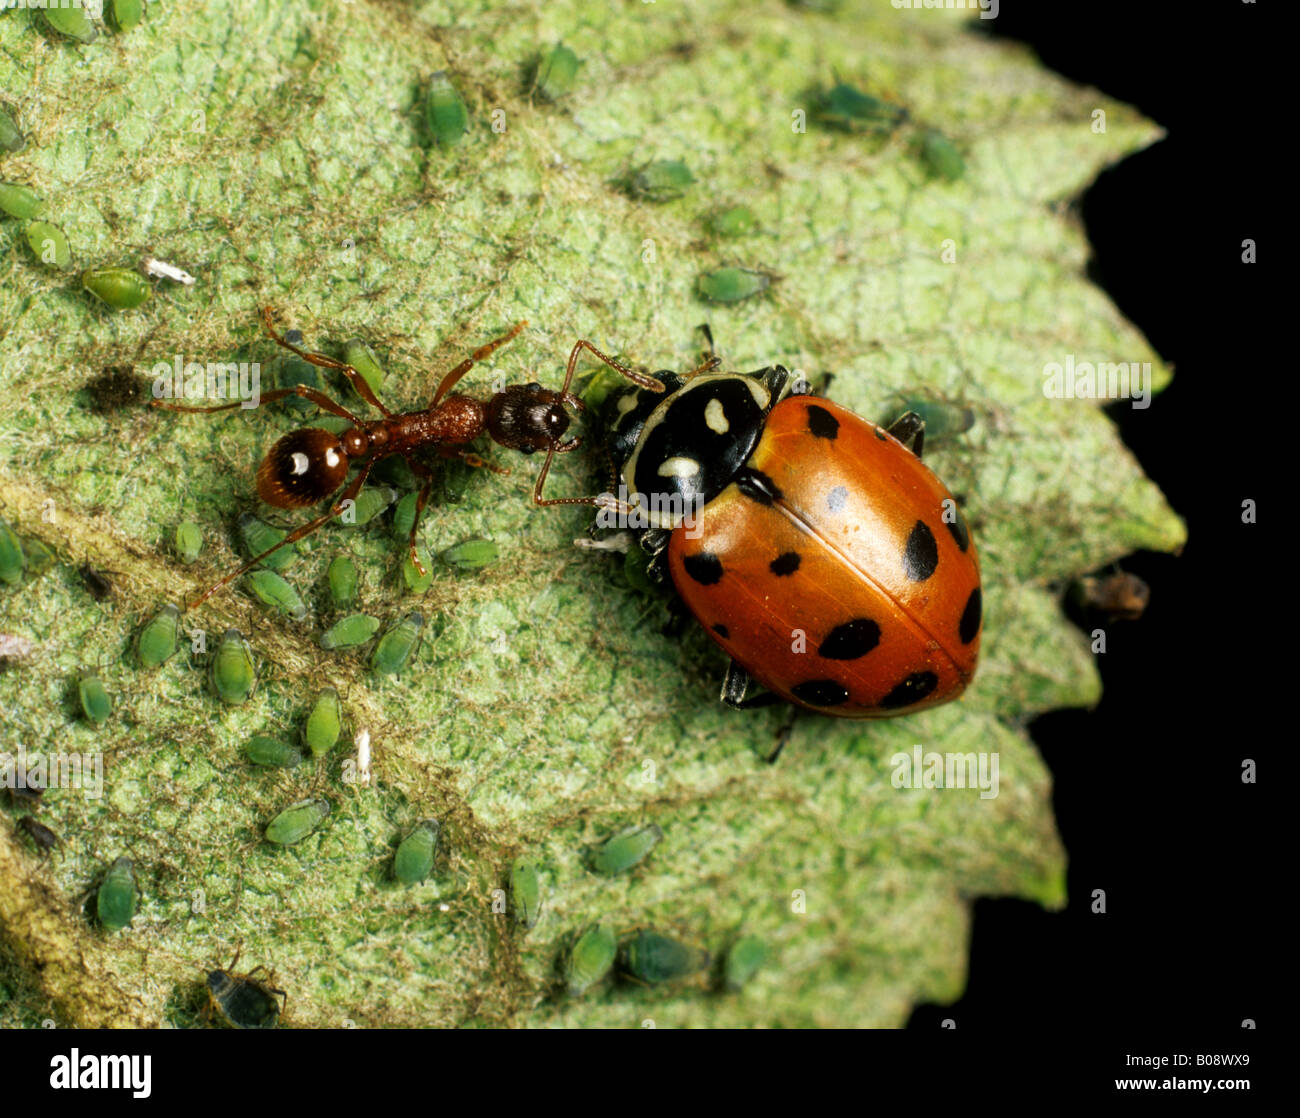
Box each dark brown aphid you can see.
[152,308,662,608]
[79,564,113,601]
[204,948,287,1029]
[7,785,43,809]
[17,815,57,855]
[1070,571,1151,622]
[85,366,147,415]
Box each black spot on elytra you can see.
[945,508,970,552]
[770,552,801,576]
[827,485,848,513]
[902,521,939,582]
[683,552,723,585]
[712,623,730,639]
[736,467,782,505]
[792,679,850,707]
[818,618,881,660]
[959,588,982,644]
[880,671,939,709]
[807,404,839,439]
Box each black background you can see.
[908,3,1272,1037]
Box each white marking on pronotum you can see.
[140,256,196,286]
[355,728,371,786]
[325,448,342,469]
[704,397,729,434]
[615,393,639,417]
[657,456,700,478]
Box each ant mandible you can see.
[151,307,665,609]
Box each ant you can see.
[151,308,664,608]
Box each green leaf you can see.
[0,2,1182,1028]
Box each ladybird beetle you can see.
[560,331,982,721]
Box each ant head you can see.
[257,428,353,508]
[485,382,580,454]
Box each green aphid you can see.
[566,924,617,996]
[535,44,581,101]
[239,513,297,571]
[510,859,541,930]
[369,611,423,674]
[265,798,331,845]
[891,397,974,442]
[440,537,498,572]
[319,612,381,651]
[96,856,137,931]
[587,823,663,876]
[78,672,112,725]
[206,963,285,1030]
[41,4,98,43]
[391,491,420,542]
[244,569,308,622]
[108,0,144,33]
[403,547,434,593]
[915,129,965,182]
[135,604,181,669]
[439,462,472,504]
[425,71,469,147]
[618,930,710,984]
[277,355,324,415]
[697,267,770,304]
[326,555,358,607]
[628,160,695,201]
[303,687,342,758]
[393,819,440,885]
[175,521,202,563]
[20,536,57,577]
[812,82,907,134]
[373,453,418,490]
[623,546,655,594]
[343,338,386,399]
[706,204,757,238]
[26,222,71,270]
[0,182,41,220]
[724,935,768,991]
[83,267,151,309]
[210,628,256,705]
[0,105,24,154]
[0,517,25,585]
[342,485,397,528]
[243,735,304,768]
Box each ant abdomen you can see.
[257,428,352,508]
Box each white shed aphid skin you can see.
[355,727,371,786]
[140,256,197,285]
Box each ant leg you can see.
[533,438,637,514]
[430,320,529,407]
[187,464,374,610]
[153,386,364,425]
[405,466,434,576]
[438,446,510,475]
[262,307,394,417]
[560,340,665,398]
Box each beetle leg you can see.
[886,411,925,458]
[720,661,782,710]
